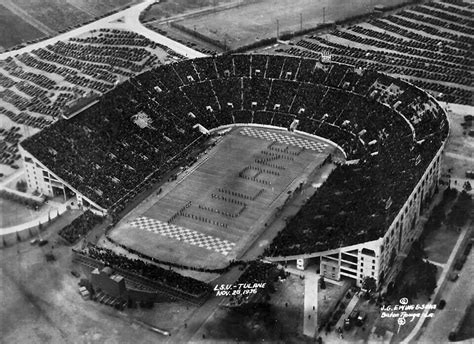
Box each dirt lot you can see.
[0,210,196,344]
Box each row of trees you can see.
[386,240,437,300]
[0,190,43,209]
[447,191,472,229]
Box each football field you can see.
[109,127,335,269]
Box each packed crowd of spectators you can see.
[273,2,473,105]
[58,210,104,244]
[22,54,448,257]
[105,234,243,274]
[80,244,212,297]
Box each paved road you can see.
[445,152,474,163]
[417,245,473,344]
[0,0,205,60]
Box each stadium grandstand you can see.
[19,54,448,290]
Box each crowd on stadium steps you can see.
[59,210,104,244]
[82,244,212,296]
[22,54,448,255]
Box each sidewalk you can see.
[303,271,319,337]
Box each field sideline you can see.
[108,127,335,270]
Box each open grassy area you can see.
[423,226,460,264]
[0,197,55,228]
[141,0,235,23]
[176,0,409,50]
[457,301,474,341]
[109,127,331,269]
[0,4,44,50]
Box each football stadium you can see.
[19,54,449,302]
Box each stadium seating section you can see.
[21,54,448,256]
[82,244,211,297]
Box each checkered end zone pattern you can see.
[129,216,236,256]
[240,128,327,152]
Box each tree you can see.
[463,181,472,192]
[362,276,377,292]
[417,261,437,295]
[447,191,472,228]
[319,276,326,289]
[16,180,27,193]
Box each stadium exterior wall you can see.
[19,145,107,216]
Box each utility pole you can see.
[300,13,303,31]
[276,19,279,39]
[323,7,326,24]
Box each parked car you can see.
[438,300,446,310]
[343,318,352,331]
[356,311,367,326]
[349,310,359,321]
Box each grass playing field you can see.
[175,0,409,50]
[108,126,335,270]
